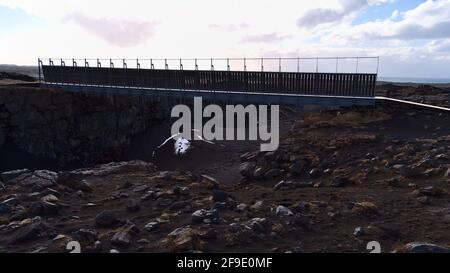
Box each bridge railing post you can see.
[316,57,318,73]
[38,58,42,84]
[335,57,338,73]
[356,57,359,74]
[376,57,380,75]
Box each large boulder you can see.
[95,211,118,228]
[20,171,57,188]
[161,227,205,252]
[83,160,156,176]
[30,201,60,216]
[245,218,272,234]
[275,205,294,217]
[59,160,156,180]
[111,232,131,247]
[1,169,56,188]
[0,169,31,183]
[7,218,47,245]
[396,242,450,253]
[239,162,256,177]
[72,229,98,246]
[191,209,220,224]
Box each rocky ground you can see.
[0,76,450,253]
[377,82,450,108]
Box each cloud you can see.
[297,9,347,28]
[381,21,450,40]
[430,40,450,52]
[208,23,249,31]
[241,33,291,43]
[325,0,450,42]
[64,12,155,47]
[297,0,391,28]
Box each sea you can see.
[378,77,450,84]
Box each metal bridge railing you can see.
[38,57,379,76]
[39,66,379,98]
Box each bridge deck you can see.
[42,82,376,107]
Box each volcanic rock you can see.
[239,162,256,177]
[126,199,141,212]
[275,205,294,217]
[397,242,450,253]
[245,218,271,234]
[95,211,118,228]
[111,232,131,247]
[191,209,219,224]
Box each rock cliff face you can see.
[0,85,165,170]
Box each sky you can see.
[0,0,449,78]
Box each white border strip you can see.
[375,96,450,112]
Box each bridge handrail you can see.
[38,56,379,75]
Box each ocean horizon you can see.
[378,76,450,84]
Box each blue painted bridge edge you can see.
[42,83,376,107]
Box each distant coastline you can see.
[378,76,450,84]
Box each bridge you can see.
[39,57,379,107]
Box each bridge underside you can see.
[43,83,375,107]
